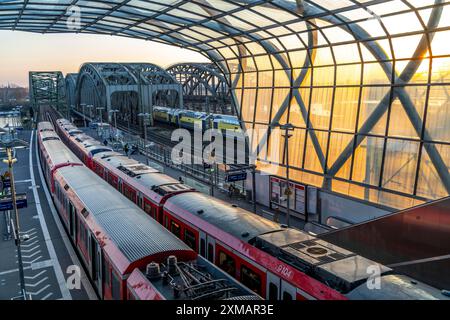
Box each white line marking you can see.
[29,284,50,296]
[28,256,43,264]
[15,179,32,184]
[26,277,48,288]
[24,270,47,280]
[41,292,53,300]
[22,241,39,248]
[30,259,53,270]
[0,266,31,276]
[35,129,97,300]
[22,246,40,253]
[22,250,41,259]
[29,130,72,300]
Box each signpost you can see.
[0,193,28,211]
[225,171,247,183]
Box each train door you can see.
[266,272,280,300]
[199,231,207,258]
[68,202,76,238]
[207,236,215,264]
[90,235,103,298]
[280,279,296,300]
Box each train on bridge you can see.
[153,106,241,132]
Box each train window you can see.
[240,265,262,295]
[269,283,278,300]
[282,291,293,300]
[200,239,206,257]
[207,244,214,263]
[184,229,197,251]
[143,201,152,215]
[171,221,181,238]
[163,215,169,228]
[218,251,235,276]
[111,271,121,300]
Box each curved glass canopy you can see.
[1,0,449,209]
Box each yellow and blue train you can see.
[152,106,242,133]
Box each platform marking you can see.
[34,130,97,300]
[29,130,72,300]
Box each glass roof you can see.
[4,0,450,209]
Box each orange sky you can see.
[0,30,209,87]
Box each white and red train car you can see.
[50,117,449,300]
[37,122,260,301]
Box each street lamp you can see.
[272,122,294,227]
[80,103,87,128]
[109,109,119,141]
[0,138,29,300]
[96,107,105,137]
[138,112,151,165]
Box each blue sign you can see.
[0,193,27,211]
[226,171,247,182]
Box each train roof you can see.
[165,192,282,242]
[39,131,60,141]
[38,122,54,132]
[86,145,112,156]
[42,140,82,166]
[347,274,450,300]
[57,166,193,273]
[100,154,140,168]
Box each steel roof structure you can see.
[4,0,450,209]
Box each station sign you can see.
[0,193,28,211]
[226,171,247,182]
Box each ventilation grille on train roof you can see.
[117,164,156,177]
[279,238,354,271]
[153,184,192,196]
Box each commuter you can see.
[123,143,129,156]
[103,139,108,146]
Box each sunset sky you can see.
[0,30,208,87]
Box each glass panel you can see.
[416,143,450,199]
[332,87,360,132]
[382,139,419,194]
[352,136,384,187]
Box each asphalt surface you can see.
[0,130,96,300]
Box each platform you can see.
[0,130,96,300]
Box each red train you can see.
[37,122,260,300]
[48,116,448,300]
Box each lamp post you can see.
[96,107,105,137]
[80,104,87,128]
[273,122,294,227]
[109,109,119,141]
[1,138,29,300]
[138,113,151,165]
[86,104,94,129]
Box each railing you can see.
[116,129,246,195]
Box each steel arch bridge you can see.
[65,73,78,110]
[75,62,182,126]
[29,71,66,116]
[166,63,233,115]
